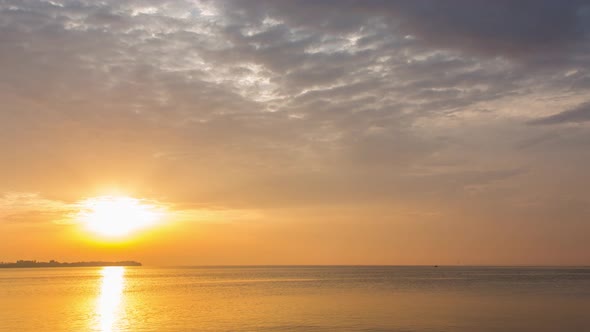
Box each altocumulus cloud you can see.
[0,0,589,227]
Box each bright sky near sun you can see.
[1,1,590,266]
[77,196,165,237]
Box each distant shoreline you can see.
[0,260,142,268]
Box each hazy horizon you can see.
[1,0,590,266]
[3,260,590,268]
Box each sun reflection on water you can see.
[96,267,125,332]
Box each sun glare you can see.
[96,267,125,332]
[77,195,165,237]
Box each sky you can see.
[1,0,590,265]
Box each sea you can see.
[1,266,589,331]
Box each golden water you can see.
[1,266,589,331]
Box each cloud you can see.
[528,102,590,125]
[0,192,77,224]
[0,191,251,227]
[0,0,589,215]
[221,0,590,60]
[386,0,590,58]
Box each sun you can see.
[77,195,165,237]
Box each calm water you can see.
[1,266,589,331]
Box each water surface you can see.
[1,266,589,331]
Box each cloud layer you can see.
[1,0,589,264]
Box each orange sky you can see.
[1,1,590,265]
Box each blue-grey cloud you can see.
[529,102,590,125]
[222,0,590,60]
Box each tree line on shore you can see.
[0,260,142,268]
